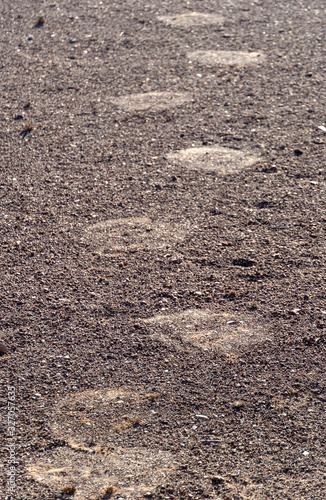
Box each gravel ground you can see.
[1,0,326,499]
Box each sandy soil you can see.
[0,0,325,499]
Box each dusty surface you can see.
[141,309,266,352]
[167,145,259,173]
[110,92,192,113]
[187,51,266,68]
[0,0,326,499]
[157,13,225,28]
[81,217,188,254]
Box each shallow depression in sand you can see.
[27,387,176,498]
[50,387,165,448]
[141,309,266,352]
[81,217,186,253]
[27,446,174,500]
[158,12,225,27]
[110,91,192,112]
[168,145,259,173]
[188,50,266,67]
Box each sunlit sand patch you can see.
[158,12,225,27]
[141,309,265,351]
[51,388,162,448]
[27,446,174,500]
[81,217,186,253]
[110,91,192,112]
[188,50,266,67]
[168,145,259,173]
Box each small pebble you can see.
[212,475,225,484]
[0,341,8,354]
[232,401,245,408]
[35,16,45,27]
[28,35,34,41]
[196,414,209,420]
